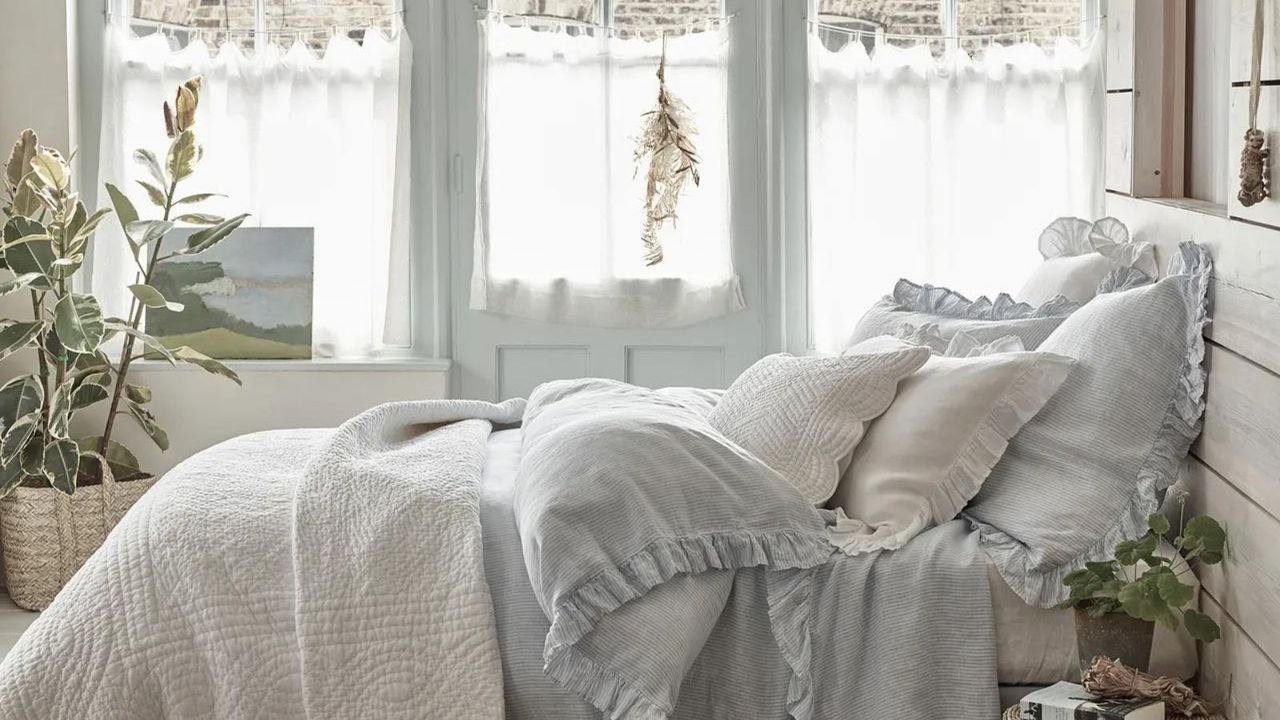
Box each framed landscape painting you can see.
[146,227,314,360]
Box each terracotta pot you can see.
[1073,606,1155,674]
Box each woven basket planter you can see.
[0,470,155,611]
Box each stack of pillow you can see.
[708,217,1211,607]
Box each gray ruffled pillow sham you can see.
[847,279,1082,351]
[963,243,1212,607]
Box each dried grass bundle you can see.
[1082,657,1219,718]
[635,36,700,267]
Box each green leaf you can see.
[105,322,176,364]
[29,148,68,190]
[128,283,184,312]
[173,213,223,225]
[42,439,79,495]
[173,192,224,206]
[71,382,109,411]
[4,237,55,288]
[1114,533,1158,566]
[173,345,241,385]
[0,375,43,428]
[133,148,167,187]
[1084,561,1118,582]
[0,455,27,499]
[1155,571,1194,608]
[78,436,141,480]
[1118,576,1167,622]
[125,220,174,247]
[124,383,151,404]
[0,321,43,361]
[166,129,198,182]
[105,183,139,237]
[73,207,113,242]
[1148,512,1171,536]
[1086,598,1122,618]
[1184,609,1222,644]
[126,401,169,451]
[53,293,105,353]
[136,180,168,208]
[1,412,39,463]
[1182,516,1227,565]
[177,213,249,256]
[48,378,74,439]
[5,130,38,192]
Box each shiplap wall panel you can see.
[1106,93,1134,193]
[1227,85,1280,223]
[1193,345,1280,519]
[1103,193,1280,374]
[1198,594,1280,720]
[495,345,590,400]
[1107,0,1136,89]
[1230,0,1280,83]
[1183,459,1280,670]
[624,346,725,389]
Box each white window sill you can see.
[129,358,452,374]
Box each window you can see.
[95,0,412,358]
[471,0,744,328]
[815,0,1086,54]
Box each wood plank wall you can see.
[1104,3,1280,718]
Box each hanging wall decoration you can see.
[1240,0,1270,207]
[635,35,700,267]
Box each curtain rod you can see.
[104,8,406,34]
[808,15,1104,42]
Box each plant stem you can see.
[29,291,50,433]
[101,175,177,456]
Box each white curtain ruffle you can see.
[472,20,743,329]
[807,36,1105,352]
[94,24,413,358]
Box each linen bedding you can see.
[0,385,1001,720]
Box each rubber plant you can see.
[0,75,245,496]
[1060,491,1228,644]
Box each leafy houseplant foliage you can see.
[0,76,244,498]
[1060,493,1227,645]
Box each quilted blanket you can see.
[0,399,524,720]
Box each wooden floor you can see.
[0,594,37,661]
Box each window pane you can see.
[815,0,945,52]
[612,0,723,36]
[957,0,1083,47]
[263,0,396,48]
[131,0,256,50]
[493,0,598,22]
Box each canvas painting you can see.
[146,227,314,359]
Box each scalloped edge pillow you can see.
[1017,217,1157,306]
[708,347,930,505]
[827,333,1074,555]
[964,243,1212,607]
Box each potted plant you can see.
[0,76,245,610]
[1061,494,1227,673]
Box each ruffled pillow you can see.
[847,279,1080,352]
[965,243,1212,607]
[1017,217,1156,306]
[827,334,1074,555]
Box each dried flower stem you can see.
[634,35,700,267]
[1082,657,1218,718]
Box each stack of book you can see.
[1019,682,1164,720]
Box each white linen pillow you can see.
[826,336,1074,555]
[708,348,930,505]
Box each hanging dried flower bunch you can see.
[1239,0,1269,207]
[634,36,700,267]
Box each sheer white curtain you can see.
[807,36,1104,352]
[472,19,743,328]
[94,23,412,358]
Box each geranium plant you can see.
[1060,492,1227,644]
[0,75,245,495]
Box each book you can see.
[1019,681,1164,720]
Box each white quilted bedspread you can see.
[0,399,525,720]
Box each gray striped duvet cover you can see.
[481,427,999,719]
